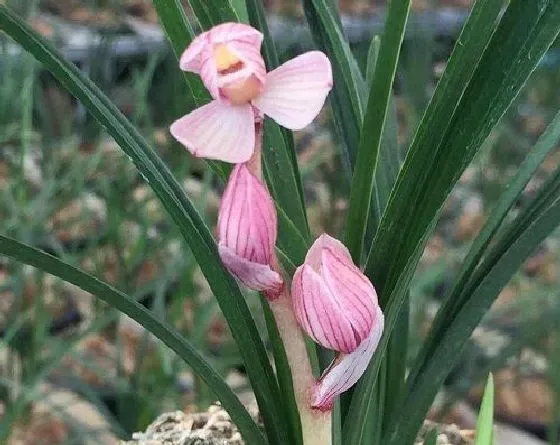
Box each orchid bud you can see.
[180,22,266,105]
[291,234,384,410]
[217,163,283,298]
[292,234,379,353]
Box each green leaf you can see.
[230,0,248,23]
[245,0,279,69]
[475,375,495,445]
[244,3,310,245]
[0,235,266,445]
[262,120,310,238]
[385,168,560,445]
[187,0,238,30]
[365,36,381,86]
[424,429,438,445]
[345,0,411,262]
[303,0,366,169]
[409,109,560,391]
[0,6,287,443]
[346,0,560,442]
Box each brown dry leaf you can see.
[9,412,69,445]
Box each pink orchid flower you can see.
[217,162,283,298]
[170,23,333,164]
[291,234,384,410]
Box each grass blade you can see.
[187,0,238,30]
[409,109,560,391]
[424,429,438,445]
[0,6,287,443]
[0,235,266,445]
[244,2,310,240]
[475,374,495,445]
[346,0,560,442]
[345,0,411,262]
[303,0,366,169]
[385,168,560,445]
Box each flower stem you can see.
[270,290,332,445]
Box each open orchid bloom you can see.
[291,234,384,409]
[217,163,283,298]
[170,22,333,164]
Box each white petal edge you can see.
[311,307,384,411]
[219,245,283,295]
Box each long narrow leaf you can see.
[0,235,266,445]
[385,169,560,445]
[244,0,309,238]
[0,7,287,443]
[345,0,410,262]
[475,374,495,445]
[303,0,366,170]
[409,109,560,390]
[187,0,238,30]
[346,0,560,442]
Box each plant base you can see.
[122,405,475,445]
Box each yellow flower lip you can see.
[214,44,243,73]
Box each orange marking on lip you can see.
[214,44,243,73]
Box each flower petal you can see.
[292,264,361,353]
[208,22,264,47]
[311,307,384,411]
[321,242,378,341]
[170,101,255,163]
[179,32,208,73]
[181,23,265,100]
[218,164,277,265]
[304,233,352,271]
[253,51,333,130]
[219,245,283,295]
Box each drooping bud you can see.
[291,234,384,410]
[292,234,379,353]
[217,163,283,298]
[179,22,266,104]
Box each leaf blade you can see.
[303,0,365,169]
[475,374,495,445]
[0,235,266,445]
[345,0,411,262]
[0,6,286,443]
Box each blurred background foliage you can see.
[0,0,559,444]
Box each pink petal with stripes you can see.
[252,51,333,130]
[292,265,362,353]
[170,100,255,163]
[311,307,384,411]
[217,164,282,296]
[291,234,378,353]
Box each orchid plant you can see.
[1,1,559,445]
